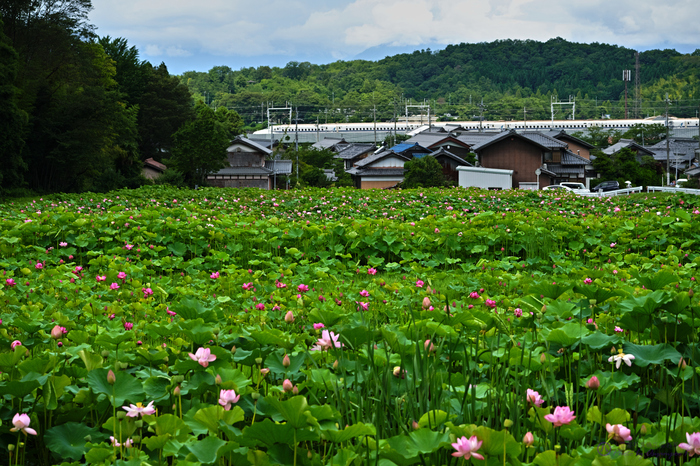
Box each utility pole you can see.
[665,93,671,185]
[295,107,299,186]
[393,99,397,147]
[635,52,640,118]
[523,106,527,130]
[373,104,377,145]
[623,70,631,119]
[478,99,485,133]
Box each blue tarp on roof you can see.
[389,143,430,154]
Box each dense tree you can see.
[621,123,667,146]
[167,103,232,187]
[591,148,661,188]
[401,156,448,188]
[0,16,27,192]
[287,147,352,188]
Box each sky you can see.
[89,0,700,75]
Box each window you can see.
[544,151,553,162]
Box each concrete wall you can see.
[458,167,513,190]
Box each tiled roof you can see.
[547,163,585,175]
[648,138,698,162]
[227,136,273,155]
[602,139,654,156]
[429,148,471,166]
[355,150,409,168]
[248,137,279,149]
[143,158,167,172]
[335,143,376,160]
[311,137,348,150]
[212,167,273,176]
[348,168,405,177]
[520,132,568,149]
[539,130,595,149]
[561,150,591,165]
[265,159,293,175]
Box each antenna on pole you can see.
[665,93,671,186]
[478,99,485,133]
[634,52,640,118]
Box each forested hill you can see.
[181,38,700,125]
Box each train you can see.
[252,117,699,136]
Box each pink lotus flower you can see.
[586,376,600,390]
[360,290,370,297]
[10,413,37,435]
[313,323,325,329]
[358,302,369,311]
[110,282,120,290]
[6,278,16,287]
[544,406,576,427]
[367,268,377,275]
[606,423,632,443]
[50,325,66,339]
[35,262,43,269]
[298,284,309,293]
[166,308,177,317]
[125,244,133,250]
[59,242,68,247]
[218,389,240,410]
[11,340,22,351]
[124,322,133,331]
[416,280,424,288]
[311,330,343,351]
[523,432,534,447]
[583,277,592,284]
[451,435,484,460]
[424,339,435,352]
[678,432,700,456]
[242,282,253,290]
[485,299,497,308]
[122,401,156,417]
[514,308,523,317]
[117,272,127,280]
[142,287,153,298]
[608,351,635,369]
[189,347,217,367]
[614,326,623,333]
[110,436,134,448]
[526,389,544,406]
[96,275,106,282]
[276,282,287,288]
[469,291,480,299]
[210,272,220,279]
[256,303,265,311]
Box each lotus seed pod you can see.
[101,350,110,358]
[172,375,185,384]
[134,420,143,428]
[504,419,513,428]
[117,411,126,420]
[255,357,263,365]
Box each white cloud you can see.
[89,0,700,70]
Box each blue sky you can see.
[89,0,699,75]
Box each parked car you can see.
[592,180,620,192]
[542,185,574,192]
[559,182,590,194]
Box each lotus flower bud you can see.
[689,288,694,297]
[540,353,546,363]
[215,374,222,385]
[107,369,116,385]
[282,379,293,392]
[640,424,647,435]
[173,385,181,396]
[292,385,299,395]
[523,432,534,447]
[679,358,687,369]
[50,325,63,339]
[392,366,405,379]
[284,311,295,323]
[422,297,431,309]
[424,340,435,352]
[333,360,339,370]
[412,420,420,430]
[260,368,270,377]
[283,354,291,367]
[586,376,600,390]
[231,345,237,354]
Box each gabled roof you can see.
[227,136,273,155]
[539,130,595,149]
[347,167,405,177]
[311,137,349,150]
[471,130,564,152]
[143,158,167,172]
[389,142,431,154]
[602,139,654,156]
[520,132,568,149]
[334,143,377,160]
[648,138,699,162]
[405,134,471,149]
[455,132,503,147]
[248,137,279,149]
[561,150,591,165]
[429,147,472,166]
[355,150,410,168]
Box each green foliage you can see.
[402,156,448,188]
[167,102,234,187]
[288,146,352,188]
[591,147,661,188]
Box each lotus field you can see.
[3,185,700,466]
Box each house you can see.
[601,139,655,158]
[470,130,571,189]
[404,132,473,159]
[207,136,273,189]
[389,142,431,159]
[312,137,350,151]
[428,147,472,183]
[333,143,377,170]
[346,149,409,189]
[143,158,167,180]
[647,138,699,172]
[540,130,595,160]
